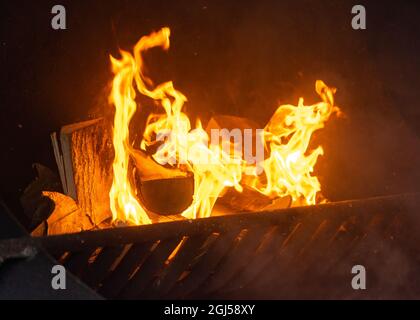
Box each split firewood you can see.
[261,195,292,211]
[31,221,47,237]
[51,118,113,226]
[128,148,193,215]
[205,115,291,213]
[129,148,187,181]
[42,191,95,236]
[217,186,291,213]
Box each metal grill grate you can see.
[2,193,420,299]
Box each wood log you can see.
[216,186,291,213]
[205,115,290,213]
[51,118,113,226]
[129,149,194,215]
[52,118,193,223]
[43,191,95,235]
[129,148,186,181]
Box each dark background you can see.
[1,0,419,226]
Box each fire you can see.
[109,27,339,225]
[108,42,151,225]
[251,81,339,205]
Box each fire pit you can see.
[1,1,420,301]
[36,27,342,235]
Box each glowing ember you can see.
[109,27,340,225]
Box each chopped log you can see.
[43,191,95,235]
[31,221,47,237]
[129,148,193,215]
[52,118,193,220]
[217,186,291,213]
[51,119,113,226]
[137,176,194,216]
[129,148,186,181]
[263,195,292,210]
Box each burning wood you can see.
[26,27,340,235]
[129,148,187,182]
[51,119,113,226]
[129,148,194,215]
[107,27,340,226]
[43,191,95,235]
[29,191,96,236]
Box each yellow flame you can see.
[249,80,339,205]
[108,28,172,225]
[109,27,339,225]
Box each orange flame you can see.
[109,27,339,225]
[250,80,339,205]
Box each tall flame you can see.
[250,80,339,205]
[109,27,339,225]
[108,28,172,225]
